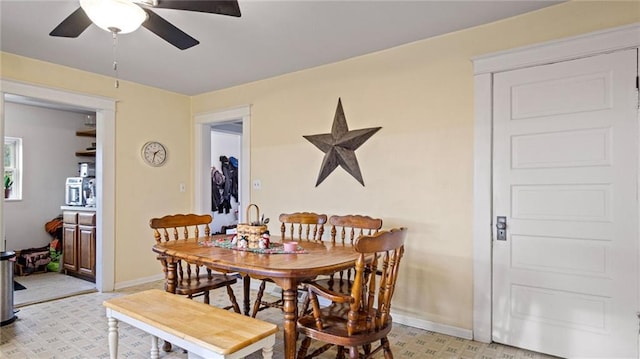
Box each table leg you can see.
[150,336,159,359]
[107,317,118,359]
[282,282,298,359]
[166,260,177,294]
[163,259,177,352]
[243,274,251,316]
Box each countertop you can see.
[60,205,96,212]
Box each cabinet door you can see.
[62,223,78,271]
[78,225,96,278]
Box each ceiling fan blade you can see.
[49,7,93,37]
[142,9,199,50]
[154,0,241,17]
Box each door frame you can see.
[193,105,251,222]
[471,23,640,342]
[0,79,116,292]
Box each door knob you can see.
[496,216,507,241]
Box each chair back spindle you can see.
[329,214,382,245]
[279,212,327,242]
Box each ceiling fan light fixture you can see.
[80,0,147,34]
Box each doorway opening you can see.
[193,106,251,224]
[3,97,99,306]
[210,121,242,234]
[0,79,116,295]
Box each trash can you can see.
[0,251,17,326]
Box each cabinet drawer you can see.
[63,211,78,224]
[78,212,96,225]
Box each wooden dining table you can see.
[152,234,360,359]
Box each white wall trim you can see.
[473,23,640,75]
[114,273,165,290]
[0,78,116,292]
[392,312,473,340]
[472,72,493,343]
[193,105,251,221]
[472,23,640,343]
[0,79,116,111]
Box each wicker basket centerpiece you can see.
[236,204,268,249]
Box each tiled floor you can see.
[1,279,558,359]
[14,272,96,307]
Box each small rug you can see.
[14,280,26,290]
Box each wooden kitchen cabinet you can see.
[62,210,96,282]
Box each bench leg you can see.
[150,335,160,359]
[262,344,274,359]
[107,317,118,359]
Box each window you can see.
[4,137,22,200]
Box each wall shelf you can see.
[76,128,96,157]
[76,129,96,137]
[75,150,96,157]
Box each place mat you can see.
[200,237,307,254]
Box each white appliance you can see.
[79,162,95,177]
[65,177,95,206]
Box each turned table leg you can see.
[243,274,251,316]
[165,260,177,294]
[281,281,298,359]
[107,317,118,359]
[150,336,159,359]
[163,259,177,352]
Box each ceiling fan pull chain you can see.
[112,31,120,88]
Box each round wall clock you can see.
[141,141,167,167]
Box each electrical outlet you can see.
[252,179,261,190]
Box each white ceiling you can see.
[0,0,562,96]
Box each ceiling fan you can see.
[49,0,241,50]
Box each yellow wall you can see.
[191,1,639,330]
[1,0,637,331]
[0,55,192,284]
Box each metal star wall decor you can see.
[304,98,381,187]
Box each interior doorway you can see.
[210,122,242,234]
[3,99,98,304]
[0,79,116,293]
[193,106,251,224]
[472,23,640,357]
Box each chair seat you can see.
[297,303,392,347]
[174,274,237,296]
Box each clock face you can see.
[142,141,167,167]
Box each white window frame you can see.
[4,136,22,200]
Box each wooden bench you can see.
[103,289,278,359]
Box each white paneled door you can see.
[492,49,638,358]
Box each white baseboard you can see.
[391,311,473,340]
[270,282,472,340]
[114,273,164,290]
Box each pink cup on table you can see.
[283,242,298,252]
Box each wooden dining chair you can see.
[250,211,328,318]
[296,227,408,359]
[150,213,241,312]
[299,214,383,315]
